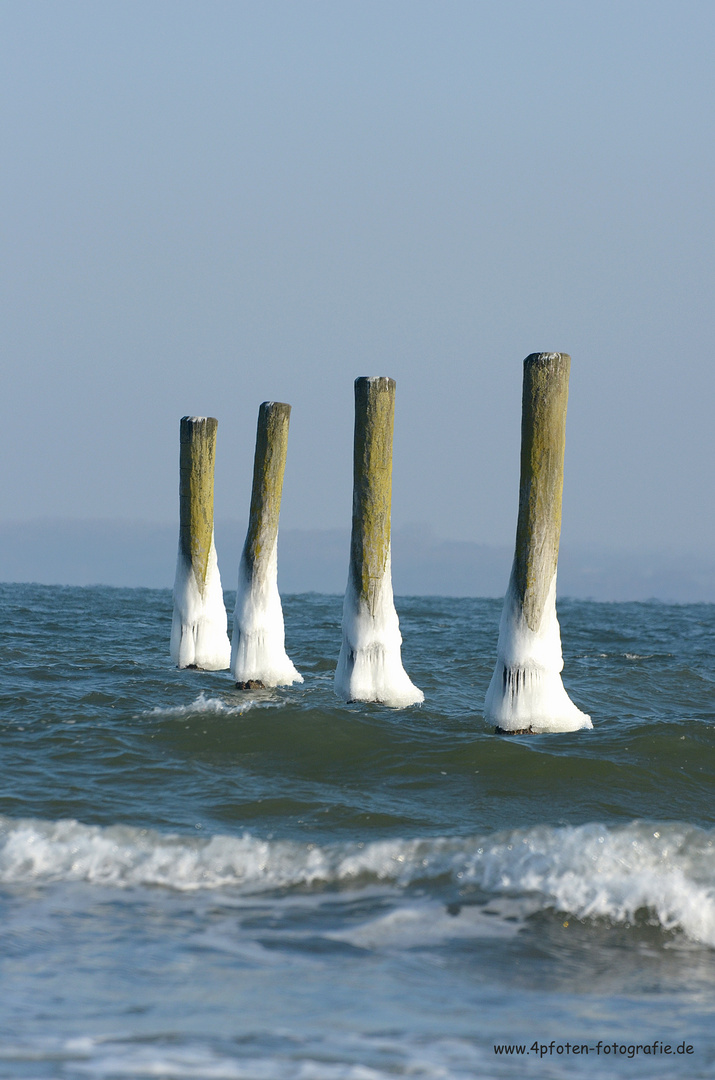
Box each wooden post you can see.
[484,354,590,732]
[170,416,230,670]
[231,402,302,688]
[334,377,423,706]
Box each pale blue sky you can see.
[2,1,714,555]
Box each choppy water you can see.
[1,583,715,1078]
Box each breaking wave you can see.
[1,817,714,946]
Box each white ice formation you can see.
[231,536,303,688]
[335,547,424,708]
[170,536,231,671]
[484,567,591,733]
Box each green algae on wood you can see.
[350,377,395,617]
[179,415,218,595]
[513,353,570,632]
[242,402,291,585]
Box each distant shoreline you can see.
[1,519,713,603]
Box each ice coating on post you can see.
[484,354,591,733]
[335,377,423,707]
[170,416,230,671]
[231,402,302,688]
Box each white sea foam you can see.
[142,693,272,719]
[1,818,714,948]
[484,569,591,732]
[231,539,302,688]
[170,539,230,671]
[335,548,423,708]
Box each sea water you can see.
[1,583,714,1078]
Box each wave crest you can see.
[1,817,714,946]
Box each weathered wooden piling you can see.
[334,377,423,706]
[484,353,591,732]
[170,416,230,670]
[231,402,302,688]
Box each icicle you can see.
[335,377,423,707]
[170,416,230,670]
[485,354,591,732]
[231,402,302,688]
